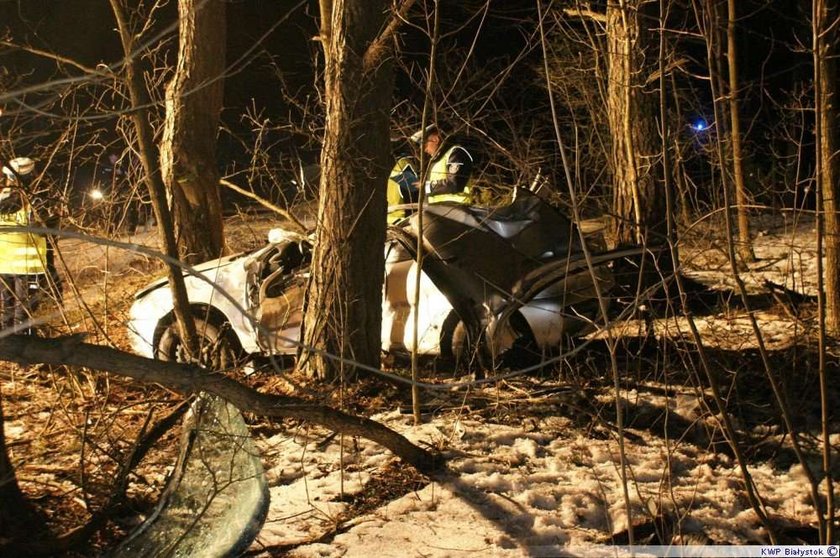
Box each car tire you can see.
[156,318,242,370]
[439,311,478,372]
[493,311,542,372]
[441,310,541,376]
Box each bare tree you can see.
[299,0,396,379]
[815,0,840,335]
[160,0,227,264]
[725,0,755,263]
[814,0,837,542]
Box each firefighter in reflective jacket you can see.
[411,124,474,204]
[0,157,48,331]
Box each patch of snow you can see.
[246,389,835,556]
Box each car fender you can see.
[128,255,261,358]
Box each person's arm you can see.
[0,189,24,214]
[427,146,473,195]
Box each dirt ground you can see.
[1,211,281,555]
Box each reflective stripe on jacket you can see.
[426,145,474,204]
[0,206,48,275]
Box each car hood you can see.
[134,251,247,300]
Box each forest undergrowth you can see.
[2,208,838,554]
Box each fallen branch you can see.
[0,335,442,475]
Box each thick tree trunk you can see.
[816,1,840,334]
[160,0,226,264]
[299,0,393,380]
[606,0,664,248]
[726,0,755,263]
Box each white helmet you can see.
[2,157,35,178]
[410,124,439,144]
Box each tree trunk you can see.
[300,0,393,380]
[160,0,226,264]
[109,0,200,358]
[726,0,755,263]
[606,0,664,248]
[816,1,840,334]
[0,386,24,534]
[710,1,731,212]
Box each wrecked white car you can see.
[128,189,632,370]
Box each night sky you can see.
[0,0,820,206]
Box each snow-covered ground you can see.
[248,394,830,556]
[9,208,832,555]
[240,211,837,556]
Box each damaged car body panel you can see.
[391,189,615,360]
[128,251,263,357]
[128,189,618,366]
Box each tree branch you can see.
[0,336,442,475]
[364,0,417,71]
[563,5,607,23]
[219,178,309,233]
[0,40,104,76]
[318,0,333,49]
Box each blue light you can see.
[692,119,708,132]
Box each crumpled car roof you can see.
[406,188,583,310]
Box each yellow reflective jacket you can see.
[426,145,474,204]
[0,202,48,275]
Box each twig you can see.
[220,178,308,233]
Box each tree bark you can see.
[726,0,755,263]
[300,0,393,379]
[606,0,664,248]
[816,0,840,334]
[0,336,441,475]
[814,0,838,540]
[160,0,226,264]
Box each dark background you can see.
[0,0,819,214]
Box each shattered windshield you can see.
[114,395,269,558]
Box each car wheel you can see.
[493,311,542,372]
[439,311,486,373]
[156,318,242,370]
[441,310,542,377]
[451,319,481,371]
